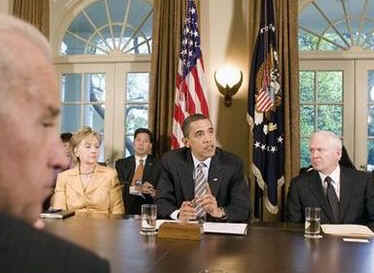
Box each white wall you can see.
[201,0,250,167]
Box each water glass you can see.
[304,207,321,238]
[140,204,157,235]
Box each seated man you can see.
[156,114,250,223]
[43,132,74,210]
[286,130,374,224]
[0,14,109,272]
[115,128,161,215]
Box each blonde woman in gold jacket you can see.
[52,127,125,216]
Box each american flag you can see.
[171,0,209,149]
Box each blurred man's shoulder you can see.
[0,212,110,273]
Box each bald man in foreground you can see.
[0,15,109,272]
[286,131,374,225]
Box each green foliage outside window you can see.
[299,71,343,168]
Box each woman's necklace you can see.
[79,167,95,191]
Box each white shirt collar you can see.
[319,165,340,185]
[318,165,341,199]
[191,152,211,170]
[135,155,148,165]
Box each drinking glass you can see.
[305,207,321,238]
[140,204,157,235]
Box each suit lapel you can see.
[69,167,85,196]
[308,171,334,222]
[128,157,136,183]
[180,150,195,200]
[208,150,224,197]
[143,155,153,182]
[339,167,354,222]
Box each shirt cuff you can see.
[170,210,180,220]
[129,186,142,196]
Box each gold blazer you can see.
[52,164,125,216]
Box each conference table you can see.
[45,216,374,273]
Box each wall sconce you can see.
[214,66,243,107]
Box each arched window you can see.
[52,0,153,163]
[298,0,374,170]
[60,0,152,55]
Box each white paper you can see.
[203,222,248,235]
[343,238,370,243]
[321,224,374,237]
[156,220,247,235]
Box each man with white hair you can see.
[0,15,109,272]
[286,130,374,224]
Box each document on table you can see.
[321,224,374,238]
[155,220,247,235]
[203,222,248,235]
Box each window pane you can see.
[61,73,105,102]
[127,73,149,102]
[109,0,127,23]
[367,140,374,171]
[128,0,152,35]
[300,137,311,168]
[317,71,343,103]
[298,30,317,51]
[68,12,95,40]
[368,106,374,137]
[368,70,374,104]
[61,74,82,102]
[61,105,81,133]
[125,105,148,135]
[61,33,86,55]
[83,104,105,129]
[88,33,111,55]
[299,71,314,102]
[317,105,342,135]
[85,0,107,28]
[300,105,315,137]
[124,135,134,157]
[85,73,106,102]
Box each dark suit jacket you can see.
[286,166,374,224]
[0,212,110,273]
[115,155,161,215]
[155,147,250,222]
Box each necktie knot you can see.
[325,176,332,185]
[139,159,144,166]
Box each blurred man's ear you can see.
[183,137,190,148]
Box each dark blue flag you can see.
[247,0,284,215]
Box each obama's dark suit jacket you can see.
[115,155,161,215]
[286,166,374,224]
[156,147,250,222]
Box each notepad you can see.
[40,209,75,219]
[203,222,248,235]
[156,220,247,235]
[321,224,374,238]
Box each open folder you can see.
[321,224,374,238]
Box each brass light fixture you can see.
[214,66,243,107]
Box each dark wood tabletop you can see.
[44,216,374,273]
